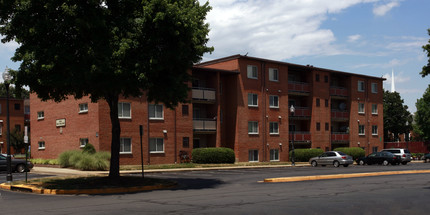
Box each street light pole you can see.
[290,105,295,166]
[3,67,12,183]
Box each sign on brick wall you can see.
[56,118,66,127]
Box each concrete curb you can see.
[263,169,430,183]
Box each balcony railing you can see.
[331,110,349,119]
[330,87,348,97]
[288,81,310,93]
[192,88,216,102]
[193,119,216,132]
[290,107,311,117]
[289,132,311,141]
[331,132,349,142]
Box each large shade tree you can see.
[421,28,430,77]
[414,85,430,141]
[383,90,413,142]
[0,0,213,178]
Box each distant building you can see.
[30,55,385,164]
[0,97,25,154]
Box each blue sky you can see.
[1,0,429,113]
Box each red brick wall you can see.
[0,98,25,154]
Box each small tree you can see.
[414,85,430,141]
[383,90,413,142]
[421,28,430,77]
[10,128,26,153]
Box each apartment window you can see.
[325,122,329,131]
[316,122,320,131]
[15,124,21,132]
[25,106,30,114]
[118,102,131,119]
[372,125,378,135]
[183,137,189,148]
[37,111,44,120]
[371,83,378,93]
[358,81,365,92]
[149,104,163,120]
[0,104,2,114]
[120,137,132,153]
[248,93,258,107]
[359,125,365,135]
[150,138,164,153]
[269,95,279,108]
[269,122,279,135]
[80,138,89,148]
[325,99,329,107]
[249,150,259,162]
[372,104,378,115]
[14,103,20,110]
[248,121,259,134]
[316,74,320,82]
[316,98,320,107]
[182,105,189,116]
[269,68,279,81]
[270,149,279,161]
[79,103,88,113]
[358,103,365,114]
[247,65,258,79]
[38,141,45,150]
[324,75,328,83]
[0,123,2,135]
[372,147,378,153]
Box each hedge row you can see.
[333,147,365,160]
[192,147,235,164]
[289,148,324,162]
[58,144,110,171]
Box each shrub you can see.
[192,147,235,164]
[58,150,81,168]
[58,150,110,170]
[333,147,365,160]
[289,148,324,162]
[82,143,96,154]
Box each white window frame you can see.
[118,102,131,119]
[359,125,365,136]
[248,93,258,107]
[149,104,164,120]
[79,103,88,113]
[150,138,164,153]
[372,104,378,115]
[269,68,279,82]
[248,121,259,134]
[38,141,45,150]
[270,149,279,161]
[120,137,132,154]
[269,95,279,108]
[358,81,365,92]
[371,83,378,93]
[358,103,365,114]
[372,125,378,135]
[80,138,89,148]
[248,150,259,162]
[37,111,44,120]
[269,122,279,135]
[247,65,258,79]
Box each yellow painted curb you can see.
[0,182,177,195]
[264,170,430,183]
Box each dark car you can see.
[356,151,401,166]
[0,154,33,173]
[424,153,430,163]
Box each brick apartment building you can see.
[30,55,385,165]
[0,97,25,154]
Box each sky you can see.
[0,0,429,113]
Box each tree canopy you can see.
[414,85,430,141]
[0,0,213,177]
[421,28,430,77]
[383,90,413,142]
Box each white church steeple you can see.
[391,69,396,92]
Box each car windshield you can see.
[404,149,411,153]
[337,152,347,156]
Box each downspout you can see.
[262,62,267,162]
[147,103,150,165]
[174,109,177,164]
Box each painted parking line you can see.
[263,170,430,183]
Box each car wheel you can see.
[382,160,389,166]
[333,161,340,168]
[401,162,408,165]
[426,158,430,163]
[16,164,26,173]
[359,160,365,165]
[343,164,349,167]
[311,160,317,167]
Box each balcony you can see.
[331,132,349,142]
[289,132,311,142]
[192,88,216,104]
[330,87,348,98]
[331,110,349,121]
[288,81,310,96]
[290,107,311,119]
[193,119,217,134]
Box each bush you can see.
[58,149,110,170]
[58,150,81,168]
[30,158,59,165]
[192,147,235,164]
[289,148,324,162]
[333,147,365,160]
[82,143,96,154]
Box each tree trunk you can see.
[106,93,121,178]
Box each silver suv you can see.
[381,148,412,165]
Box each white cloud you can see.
[0,37,19,52]
[373,0,400,16]
[348,34,362,43]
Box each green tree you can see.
[0,0,213,178]
[414,85,430,141]
[383,90,413,142]
[421,28,430,77]
[10,128,26,153]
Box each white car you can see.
[381,148,412,165]
[309,151,354,167]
